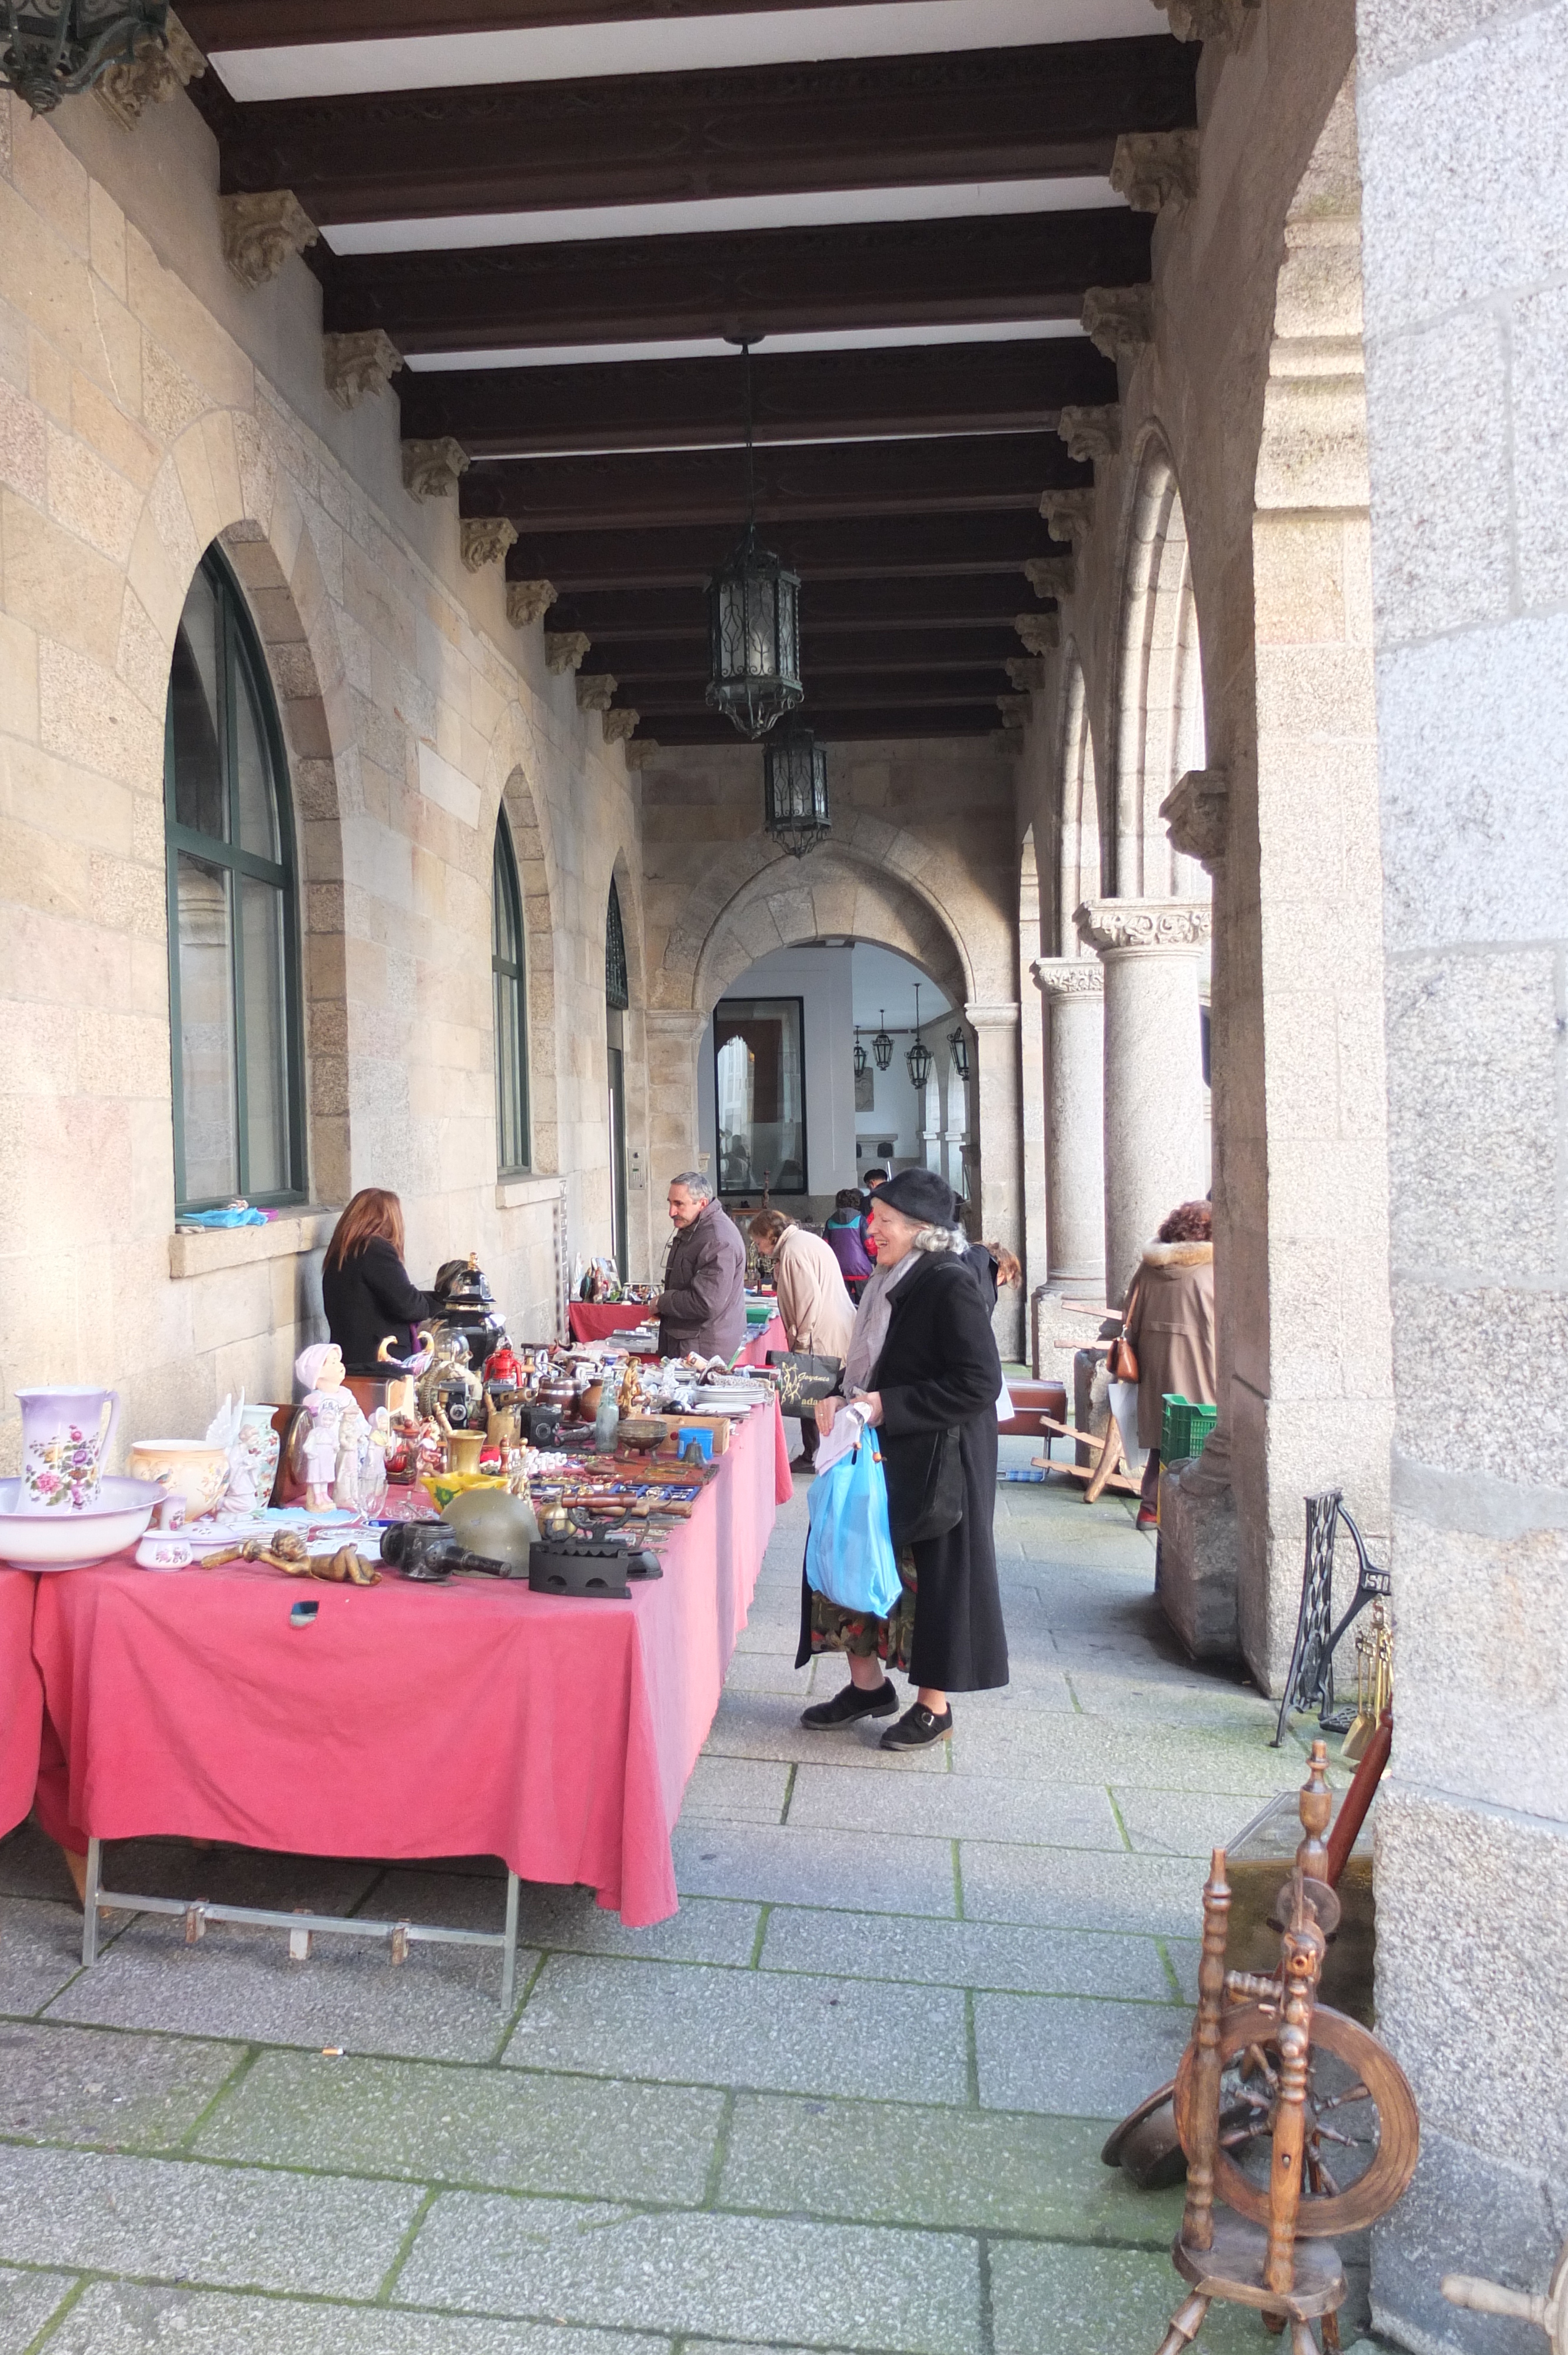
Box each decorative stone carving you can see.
[323,329,403,410]
[220,191,318,290]
[1031,957,1104,998]
[576,672,617,713]
[1057,404,1121,465]
[1039,487,1095,549]
[506,580,557,630]
[1014,612,1060,655]
[460,518,517,572]
[623,739,660,769]
[97,12,203,128]
[401,437,469,499]
[1081,284,1155,363]
[1006,657,1046,693]
[1111,129,1201,214]
[1148,0,1258,45]
[1160,767,1230,871]
[1025,554,1075,601]
[1074,898,1212,954]
[602,708,640,745]
[545,631,592,675]
[996,694,1031,730]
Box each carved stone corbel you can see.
[401,437,469,499]
[1075,897,1212,955]
[461,518,518,572]
[1025,554,1075,601]
[1057,404,1121,465]
[1111,129,1201,214]
[1081,284,1155,363]
[1006,657,1046,693]
[1160,767,1230,873]
[323,329,402,410]
[543,631,590,675]
[97,12,204,127]
[506,580,557,630]
[996,694,1031,730]
[220,191,318,290]
[602,708,640,745]
[576,672,617,713]
[1149,0,1259,46]
[1014,612,1059,656]
[623,739,660,770]
[1039,487,1095,550]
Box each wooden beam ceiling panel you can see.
[397,338,1117,455]
[181,0,906,48]
[205,41,1194,223]
[636,706,1002,744]
[630,671,1003,712]
[508,511,1069,589]
[319,208,1152,352]
[550,574,1037,638]
[574,628,1021,672]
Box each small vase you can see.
[231,1404,283,1511]
[16,1387,120,1515]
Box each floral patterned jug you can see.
[16,1387,121,1515]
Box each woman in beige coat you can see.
[1121,1200,1215,1529]
[748,1210,856,1467]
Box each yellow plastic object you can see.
[418,1471,510,1513]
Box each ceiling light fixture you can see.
[906,984,934,1091]
[949,1027,970,1080]
[872,1011,893,1072]
[762,717,830,858]
[706,337,803,741]
[2,0,167,110]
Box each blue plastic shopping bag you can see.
[805,1427,901,1617]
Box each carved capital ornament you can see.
[506,580,557,630]
[97,11,202,127]
[1111,128,1201,214]
[1057,404,1122,465]
[220,190,318,289]
[1160,767,1230,871]
[545,631,592,675]
[576,672,618,713]
[623,739,660,770]
[1025,553,1075,602]
[1081,284,1155,363]
[1039,488,1095,550]
[1006,656,1047,693]
[1149,0,1260,46]
[1032,957,1105,999]
[323,329,402,410]
[401,436,469,499]
[1014,612,1060,656]
[1075,898,1212,956]
[461,517,518,572]
[602,708,640,745]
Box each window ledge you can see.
[496,1173,563,1211]
[169,1208,338,1281]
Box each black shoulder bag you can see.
[883,1426,965,1546]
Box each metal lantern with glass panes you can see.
[948,1026,970,1080]
[872,1011,893,1072]
[906,984,934,1091]
[853,1029,867,1079]
[762,721,829,857]
[2,0,166,110]
[705,340,804,739]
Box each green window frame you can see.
[164,547,305,1213]
[494,815,531,1175]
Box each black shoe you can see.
[800,1679,898,1729]
[881,1701,954,1750]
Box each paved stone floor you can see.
[0,1445,1378,2355]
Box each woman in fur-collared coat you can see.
[1121,1199,1216,1526]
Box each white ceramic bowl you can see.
[0,1476,164,1571]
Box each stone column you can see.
[965,1001,1024,1357]
[1075,901,1211,1305]
[641,1010,707,1192]
[1031,960,1106,1295]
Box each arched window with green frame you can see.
[165,548,305,1211]
[493,814,531,1174]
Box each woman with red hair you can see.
[321,1189,442,1373]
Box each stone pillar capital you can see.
[1081,284,1154,364]
[1040,488,1095,550]
[1014,612,1059,656]
[1032,957,1104,999]
[602,707,640,745]
[401,436,469,499]
[97,12,204,127]
[220,190,318,289]
[324,330,403,410]
[507,579,557,630]
[576,672,618,712]
[545,630,593,675]
[1057,404,1121,465]
[1024,553,1075,601]
[1075,898,1211,957]
[964,1001,1020,1030]
[1111,128,1201,214]
[1005,657,1046,694]
[1160,768,1230,872]
[460,516,517,572]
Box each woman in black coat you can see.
[796,1166,1008,1750]
[321,1189,443,1374]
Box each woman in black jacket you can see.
[797,1166,1008,1749]
[321,1189,442,1374]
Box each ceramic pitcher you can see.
[16,1386,121,1514]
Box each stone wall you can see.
[1356,1,1568,2340]
[0,82,647,1460]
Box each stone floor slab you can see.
[396,2195,981,2355]
[504,1953,968,2103]
[990,2237,1264,2355]
[720,2093,1186,2243]
[46,2282,666,2355]
[787,1765,1122,1849]
[958,1842,1202,1937]
[673,1822,958,1914]
[0,2144,423,2297]
[974,1991,1192,2120]
[365,1876,762,1969]
[758,1905,1174,2000]
[680,1756,793,1823]
[951,1714,1308,1797]
[0,2263,77,2354]
[0,1896,105,2018]
[1113,1786,1270,1857]
[195,2049,723,2202]
[0,2021,244,2150]
[88,1839,386,1916]
[701,1691,949,1771]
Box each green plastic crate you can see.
[1161,1394,1218,1462]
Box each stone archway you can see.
[1112,436,1210,904]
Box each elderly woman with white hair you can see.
[796,1166,1008,1750]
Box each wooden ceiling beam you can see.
[397,338,1117,456]
[320,207,1152,353]
[550,573,1035,638]
[207,41,1194,223]
[180,0,905,50]
[507,511,1069,590]
[564,628,1022,672]
[633,706,1002,744]
[630,671,1004,711]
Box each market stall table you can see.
[566,1304,785,1361]
[31,1400,795,1981]
[0,1569,43,1839]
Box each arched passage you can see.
[1113,440,1210,905]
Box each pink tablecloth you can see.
[32,1401,794,1926]
[566,1305,786,1362]
[0,1571,43,1839]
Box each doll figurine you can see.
[292,1343,367,1511]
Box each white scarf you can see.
[842,1250,920,1395]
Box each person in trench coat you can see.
[1121,1198,1216,1528]
[748,1209,856,1468]
[795,1166,1008,1750]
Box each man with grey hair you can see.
[655,1170,747,1361]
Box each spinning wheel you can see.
[1174,2001,1419,2237]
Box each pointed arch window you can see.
[493,816,531,1175]
[165,548,304,1211]
[605,876,629,1011]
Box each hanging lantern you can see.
[706,340,803,740]
[853,1029,867,1079]
[2,0,166,110]
[762,719,829,857]
[906,983,934,1092]
[948,1027,970,1080]
[872,1011,893,1072]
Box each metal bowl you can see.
[0,1476,164,1571]
[617,1418,669,1454]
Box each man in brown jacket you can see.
[655,1171,747,1361]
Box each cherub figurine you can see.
[291,1343,391,1513]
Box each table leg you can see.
[81,1839,102,1968]
[501,1870,520,2010]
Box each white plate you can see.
[0,1476,164,1571]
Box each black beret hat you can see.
[874,1167,960,1227]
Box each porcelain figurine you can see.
[291,1344,389,1512]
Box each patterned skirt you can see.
[805,1547,918,1673]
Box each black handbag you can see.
[766,1351,843,1411]
[883,1425,965,1547]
